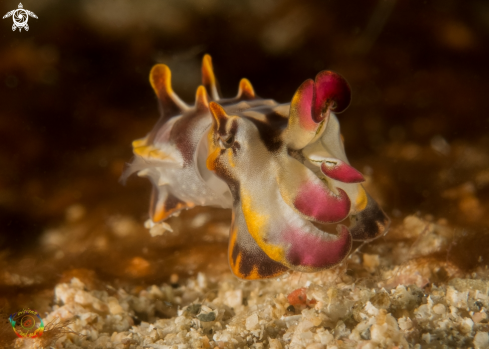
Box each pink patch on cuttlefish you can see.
[284,225,352,268]
[313,71,351,121]
[293,181,351,223]
[291,79,316,132]
[320,160,365,183]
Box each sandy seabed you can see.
[3,214,489,349]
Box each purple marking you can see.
[284,225,352,268]
[293,181,351,223]
[320,160,365,183]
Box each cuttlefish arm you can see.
[277,156,352,224]
[228,203,289,280]
[236,177,352,273]
[283,71,351,150]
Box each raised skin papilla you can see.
[125,54,390,279]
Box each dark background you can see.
[0,0,488,301]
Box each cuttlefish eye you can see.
[218,134,234,149]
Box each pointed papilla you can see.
[149,64,187,119]
[150,64,171,98]
[195,85,209,111]
[209,101,230,135]
[237,78,255,100]
[202,54,220,100]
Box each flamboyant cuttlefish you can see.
[124,55,390,280]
